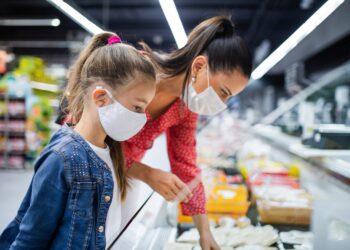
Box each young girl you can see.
[0,32,156,250]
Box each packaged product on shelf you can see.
[225,225,279,247]
[0,136,5,151]
[26,97,54,159]
[9,120,25,133]
[177,184,250,224]
[0,120,5,131]
[252,186,311,203]
[7,138,26,151]
[257,199,312,225]
[206,185,250,216]
[0,156,4,167]
[177,228,200,244]
[218,217,236,228]
[247,173,300,190]
[7,155,24,168]
[176,224,279,249]
[236,216,251,229]
[238,159,292,181]
[0,99,6,116]
[279,230,313,245]
[8,100,25,117]
[253,185,312,225]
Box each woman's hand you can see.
[147,167,192,202]
[127,162,192,202]
[199,231,221,250]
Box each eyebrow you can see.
[223,86,232,96]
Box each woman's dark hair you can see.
[139,16,252,98]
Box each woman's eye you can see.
[134,106,143,113]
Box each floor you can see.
[0,169,33,232]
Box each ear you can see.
[191,56,208,77]
[92,89,109,107]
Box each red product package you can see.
[247,172,300,189]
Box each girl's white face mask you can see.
[96,86,147,141]
[184,65,227,116]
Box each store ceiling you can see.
[0,0,328,68]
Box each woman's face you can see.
[191,57,249,103]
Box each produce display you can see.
[0,56,61,167]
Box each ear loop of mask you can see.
[96,86,116,103]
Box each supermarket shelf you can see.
[0,151,26,156]
[0,131,26,137]
[0,115,26,120]
[0,96,25,101]
[253,125,350,158]
[253,124,350,185]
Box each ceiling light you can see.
[47,0,104,35]
[251,0,345,80]
[0,18,61,27]
[159,0,187,48]
[51,18,61,27]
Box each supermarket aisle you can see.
[0,169,33,232]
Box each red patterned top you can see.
[123,98,206,216]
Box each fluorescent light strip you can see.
[159,0,187,48]
[30,81,60,93]
[251,0,345,80]
[0,19,60,27]
[47,0,104,35]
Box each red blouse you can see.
[123,98,206,216]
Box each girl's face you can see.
[92,75,156,113]
[190,56,249,103]
[87,76,155,138]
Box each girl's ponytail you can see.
[64,32,116,123]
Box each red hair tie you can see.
[108,35,122,45]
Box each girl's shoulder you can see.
[39,127,93,169]
[35,127,103,186]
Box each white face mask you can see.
[184,65,227,116]
[96,86,147,141]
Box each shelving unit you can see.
[0,94,26,169]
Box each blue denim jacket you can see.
[0,125,114,250]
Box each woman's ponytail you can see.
[139,16,251,98]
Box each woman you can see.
[123,16,252,250]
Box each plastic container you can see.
[257,200,312,225]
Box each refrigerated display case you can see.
[110,62,350,250]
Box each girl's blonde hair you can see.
[64,32,156,200]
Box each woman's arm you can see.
[10,151,68,250]
[193,214,220,250]
[166,111,220,249]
